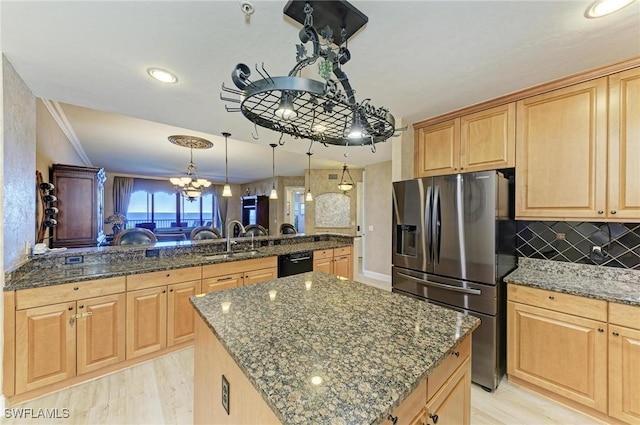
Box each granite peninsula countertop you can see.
[505,258,640,306]
[191,271,480,425]
[5,239,352,292]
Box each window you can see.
[126,185,220,229]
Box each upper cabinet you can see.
[414,103,515,178]
[515,78,608,220]
[608,67,640,221]
[516,68,640,222]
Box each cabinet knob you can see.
[78,305,84,309]
[454,168,458,171]
[597,210,604,215]
[68,306,74,311]
[460,167,464,170]
[598,328,604,333]
[610,210,617,215]
[170,289,174,292]
[613,331,620,337]
[387,414,398,424]
[429,413,439,424]
[166,273,170,277]
[452,351,460,358]
[548,295,555,300]
[74,287,79,291]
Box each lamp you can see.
[221,1,397,151]
[105,213,127,235]
[305,151,313,202]
[222,132,232,197]
[269,143,278,200]
[168,135,213,202]
[337,164,354,192]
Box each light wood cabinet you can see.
[243,268,277,286]
[76,293,125,375]
[609,303,640,425]
[126,286,167,359]
[167,280,201,346]
[414,103,515,178]
[425,358,471,425]
[13,277,127,395]
[313,246,353,279]
[516,69,640,222]
[202,256,278,290]
[608,67,640,221]
[508,284,640,424]
[202,273,243,293]
[15,301,77,394]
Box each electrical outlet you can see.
[556,233,566,240]
[24,241,31,255]
[221,375,230,415]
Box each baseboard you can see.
[361,270,391,283]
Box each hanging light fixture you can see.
[269,143,278,200]
[222,132,232,197]
[337,164,355,192]
[221,1,399,152]
[168,135,213,202]
[305,151,313,202]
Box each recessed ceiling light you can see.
[147,67,178,83]
[585,0,636,18]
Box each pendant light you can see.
[337,164,355,192]
[222,132,232,197]
[269,143,278,200]
[305,152,313,202]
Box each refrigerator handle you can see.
[433,185,441,264]
[425,185,433,264]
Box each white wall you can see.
[363,160,392,278]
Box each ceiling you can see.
[2,1,639,184]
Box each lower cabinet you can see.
[13,277,127,394]
[202,256,278,292]
[507,284,640,424]
[381,334,472,425]
[167,280,201,346]
[313,246,353,279]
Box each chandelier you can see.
[221,1,397,151]
[168,135,213,202]
[337,163,354,192]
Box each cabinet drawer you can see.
[202,257,277,278]
[382,379,427,425]
[127,266,201,291]
[313,249,334,260]
[202,274,243,293]
[609,302,640,330]
[507,284,607,322]
[427,334,470,398]
[333,246,352,256]
[16,276,126,310]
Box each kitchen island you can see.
[191,271,479,425]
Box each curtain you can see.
[132,178,175,194]
[113,176,135,215]
[214,185,228,235]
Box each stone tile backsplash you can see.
[516,221,640,270]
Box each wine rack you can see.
[36,170,57,244]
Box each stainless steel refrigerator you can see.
[392,170,516,391]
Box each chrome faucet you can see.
[226,220,244,253]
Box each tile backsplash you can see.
[516,221,640,270]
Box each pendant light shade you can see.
[269,143,278,200]
[305,151,313,202]
[222,132,232,197]
[338,164,355,192]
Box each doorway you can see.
[285,186,306,234]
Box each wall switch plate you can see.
[368,225,374,231]
[222,375,230,415]
[65,255,84,265]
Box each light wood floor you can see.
[4,346,604,425]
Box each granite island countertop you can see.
[5,239,352,291]
[505,258,640,306]
[190,271,480,425]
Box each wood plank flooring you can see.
[4,346,604,425]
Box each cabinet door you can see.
[15,302,76,393]
[76,293,125,375]
[425,359,471,425]
[313,258,333,274]
[202,274,243,293]
[167,280,201,346]
[243,268,277,286]
[609,325,640,424]
[507,301,607,412]
[333,255,352,279]
[415,119,460,177]
[608,67,640,221]
[460,103,515,173]
[126,287,167,359]
[515,78,608,220]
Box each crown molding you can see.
[41,99,92,166]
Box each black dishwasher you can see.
[278,251,313,277]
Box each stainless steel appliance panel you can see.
[432,172,497,285]
[392,267,497,315]
[392,178,431,272]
